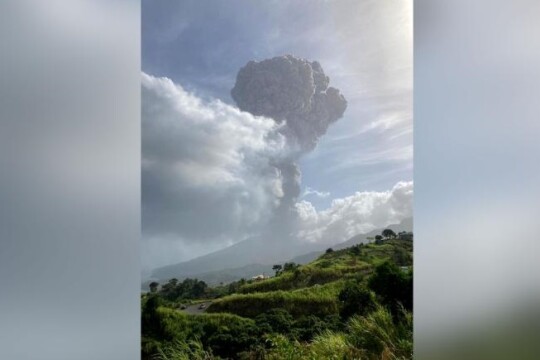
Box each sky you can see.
[141,0,413,272]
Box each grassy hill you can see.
[142,236,413,359]
[237,239,411,294]
[147,217,413,285]
[207,281,345,318]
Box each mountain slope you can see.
[207,237,413,318]
[150,217,412,283]
[143,237,414,359]
[334,217,413,250]
[151,236,323,282]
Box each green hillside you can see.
[142,236,413,359]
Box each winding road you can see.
[181,301,213,315]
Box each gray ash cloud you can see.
[231,55,347,153]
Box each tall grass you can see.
[347,305,413,359]
[154,339,214,360]
[309,331,359,359]
[207,281,345,318]
[240,264,370,294]
[145,240,413,359]
[155,307,256,342]
[261,306,412,360]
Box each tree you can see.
[141,294,163,337]
[326,248,334,254]
[382,229,396,239]
[375,235,383,241]
[338,281,375,319]
[149,281,159,293]
[255,308,294,334]
[272,264,283,276]
[294,315,329,341]
[283,262,299,272]
[392,247,412,266]
[368,262,412,316]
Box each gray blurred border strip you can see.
[0,1,140,359]
[415,0,540,359]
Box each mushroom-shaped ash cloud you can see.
[231,55,347,152]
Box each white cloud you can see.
[302,187,331,199]
[142,72,413,270]
[142,73,286,244]
[325,144,413,172]
[295,181,413,244]
[328,111,411,142]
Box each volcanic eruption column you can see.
[231,55,347,217]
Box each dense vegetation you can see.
[142,237,413,359]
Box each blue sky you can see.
[143,0,412,210]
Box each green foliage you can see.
[143,236,414,359]
[252,306,413,360]
[142,307,259,359]
[207,281,343,318]
[309,331,358,359]
[262,331,360,359]
[338,281,376,319]
[262,334,308,359]
[368,262,413,316]
[347,305,413,359]
[154,339,214,360]
[392,246,413,266]
[350,244,362,256]
[272,264,283,276]
[255,308,295,334]
[149,281,159,293]
[159,278,208,301]
[239,263,370,294]
[282,262,300,272]
[253,308,342,342]
[142,294,164,338]
[382,228,397,238]
[225,278,246,295]
[294,314,342,341]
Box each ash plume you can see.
[232,55,347,217]
[231,55,347,153]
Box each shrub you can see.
[368,262,412,316]
[159,278,208,301]
[309,331,356,359]
[208,282,343,318]
[142,295,164,338]
[154,339,214,360]
[294,315,329,341]
[338,281,376,319]
[239,265,368,294]
[382,229,397,239]
[347,305,413,359]
[144,308,259,359]
[255,308,295,334]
